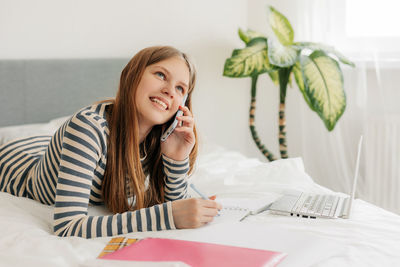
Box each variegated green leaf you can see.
[268,39,297,67]
[268,70,279,85]
[238,28,266,44]
[223,38,271,77]
[293,42,355,67]
[267,6,294,46]
[292,62,305,93]
[300,50,346,131]
[288,70,293,88]
[292,62,314,110]
[331,49,356,67]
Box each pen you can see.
[190,183,208,200]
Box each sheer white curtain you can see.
[289,0,400,214]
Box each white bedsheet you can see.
[1,145,399,267]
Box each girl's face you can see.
[135,56,190,127]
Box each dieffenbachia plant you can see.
[223,6,355,161]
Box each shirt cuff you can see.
[166,201,176,230]
[161,154,189,165]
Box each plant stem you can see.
[249,75,277,161]
[278,67,292,159]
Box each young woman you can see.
[0,46,221,238]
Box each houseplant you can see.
[223,6,355,161]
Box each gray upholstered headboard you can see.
[0,58,129,127]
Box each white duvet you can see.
[1,145,399,267]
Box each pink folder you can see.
[101,238,286,267]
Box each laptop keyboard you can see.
[291,194,343,217]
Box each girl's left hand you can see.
[160,105,195,161]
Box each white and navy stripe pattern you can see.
[0,102,190,238]
[162,154,190,201]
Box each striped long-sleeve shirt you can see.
[0,101,190,238]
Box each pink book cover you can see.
[101,238,287,267]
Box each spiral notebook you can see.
[214,193,281,223]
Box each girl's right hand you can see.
[171,198,222,229]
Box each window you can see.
[346,0,400,37]
[324,0,400,60]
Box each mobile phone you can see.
[160,94,188,142]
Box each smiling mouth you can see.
[150,97,168,110]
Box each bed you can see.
[1,59,400,267]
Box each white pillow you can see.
[0,116,70,146]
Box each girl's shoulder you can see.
[76,101,111,121]
[67,101,113,136]
[60,101,113,153]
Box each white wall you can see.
[0,0,245,59]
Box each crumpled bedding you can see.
[1,145,399,267]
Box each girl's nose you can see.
[162,83,175,98]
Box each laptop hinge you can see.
[340,198,351,218]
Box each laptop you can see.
[269,136,363,219]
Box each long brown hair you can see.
[101,46,198,214]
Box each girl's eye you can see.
[176,86,184,93]
[155,72,165,79]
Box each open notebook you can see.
[214,193,281,223]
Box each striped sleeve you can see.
[53,114,176,238]
[162,154,190,201]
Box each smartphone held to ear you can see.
[160,94,188,142]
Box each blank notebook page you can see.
[213,193,281,223]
